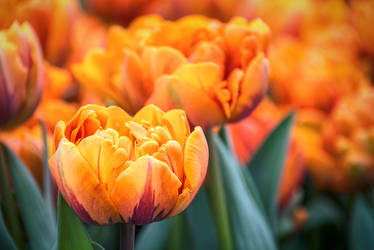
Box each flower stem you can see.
[205,129,234,250]
[120,223,135,250]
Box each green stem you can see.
[205,129,234,250]
[0,145,24,249]
[120,223,135,250]
[40,120,55,223]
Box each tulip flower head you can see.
[73,15,270,128]
[0,22,43,130]
[49,104,208,225]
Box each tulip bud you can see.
[0,22,43,130]
[49,104,208,225]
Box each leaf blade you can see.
[247,111,295,232]
[216,136,276,250]
[2,143,56,250]
[56,192,93,250]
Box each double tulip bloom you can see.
[49,104,208,225]
[73,15,270,128]
[0,22,43,130]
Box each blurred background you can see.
[1,0,374,250]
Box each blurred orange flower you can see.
[227,99,305,209]
[350,0,374,56]
[85,0,157,25]
[73,15,270,128]
[0,0,80,66]
[0,22,43,131]
[49,104,208,225]
[0,125,44,187]
[295,87,374,191]
[269,36,369,111]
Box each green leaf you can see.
[0,205,17,250]
[87,224,120,250]
[56,192,93,250]
[166,214,193,250]
[215,136,276,250]
[136,218,174,250]
[246,111,295,232]
[304,196,343,230]
[185,187,219,250]
[349,195,374,250]
[1,143,56,250]
[0,147,24,249]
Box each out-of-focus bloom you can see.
[73,15,270,128]
[43,62,73,100]
[269,37,369,111]
[227,99,305,209]
[67,13,107,65]
[85,0,162,25]
[157,0,245,21]
[0,22,43,131]
[0,0,80,66]
[245,0,310,38]
[0,125,44,187]
[49,104,208,225]
[350,0,374,56]
[295,87,374,192]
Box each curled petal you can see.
[168,126,208,217]
[230,53,269,122]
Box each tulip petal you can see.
[133,104,165,127]
[168,126,208,217]
[72,49,133,111]
[105,106,132,135]
[55,139,120,225]
[230,53,269,122]
[111,155,181,225]
[142,46,187,85]
[54,121,66,151]
[147,75,225,127]
[161,109,190,147]
[173,62,222,94]
[113,49,148,112]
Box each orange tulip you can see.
[73,15,270,128]
[227,99,305,209]
[49,104,208,225]
[295,87,374,192]
[0,22,43,130]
